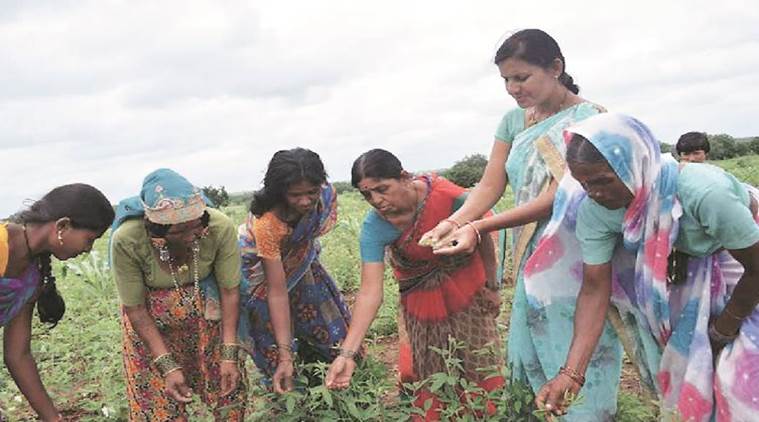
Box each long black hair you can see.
[350,149,404,187]
[494,29,579,94]
[14,183,114,327]
[250,148,328,216]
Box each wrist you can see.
[219,343,240,363]
[558,366,585,387]
[153,353,182,377]
[338,347,357,360]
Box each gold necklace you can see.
[166,240,201,304]
[527,89,570,127]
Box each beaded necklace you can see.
[166,240,201,303]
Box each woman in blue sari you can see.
[238,148,353,394]
[422,29,622,420]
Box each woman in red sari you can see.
[324,149,503,420]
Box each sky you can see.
[1,0,758,216]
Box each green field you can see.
[3,156,758,420]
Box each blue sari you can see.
[501,103,624,420]
[237,184,352,378]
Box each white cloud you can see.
[1,0,758,216]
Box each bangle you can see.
[722,306,749,322]
[465,221,482,245]
[558,366,585,387]
[442,218,462,229]
[708,320,739,345]
[338,348,357,360]
[153,353,181,377]
[219,343,239,362]
[277,342,292,353]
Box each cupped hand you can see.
[325,356,356,390]
[272,360,294,394]
[165,369,193,403]
[430,225,478,255]
[418,219,459,249]
[534,374,581,419]
[219,361,241,397]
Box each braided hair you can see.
[13,183,114,327]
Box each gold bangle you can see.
[219,343,239,362]
[154,353,181,377]
[465,221,482,245]
[442,218,462,229]
[559,366,585,387]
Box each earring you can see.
[57,230,64,246]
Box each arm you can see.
[325,262,385,389]
[3,304,61,421]
[713,243,759,338]
[535,262,612,415]
[123,305,192,402]
[262,258,294,393]
[420,141,510,245]
[433,179,557,255]
[218,285,241,396]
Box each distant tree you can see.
[442,154,488,188]
[708,134,737,160]
[333,181,356,194]
[750,137,759,155]
[202,185,230,208]
[660,142,673,154]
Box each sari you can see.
[0,224,40,328]
[502,103,623,419]
[111,169,246,421]
[383,175,503,420]
[238,184,353,378]
[527,112,759,421]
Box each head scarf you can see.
[112,168,211,232]
[564,113,681,345]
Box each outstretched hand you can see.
[325,356,356,390]
[418,220,458,249]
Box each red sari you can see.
[388,176,503,420]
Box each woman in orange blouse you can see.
[238,148,353,393]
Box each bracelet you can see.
[442,218,462,230]
[338,348,357,360]
[558,366,585,387]
[219,343,239,363]
[722,306,749,322]
[153,353,182,377]
[465,221,482,245]
[708,320,739,345]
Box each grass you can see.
[16,166,754,419]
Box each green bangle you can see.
[219,343,239,362]
[153,353,181,377]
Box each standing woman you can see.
[420,29,622,419]
[326,149,503,421]
[239,148,353,394]
[1,184,114,421]
[534,113,759,421]
[110,169,245,421]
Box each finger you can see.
[546,387,565,415]
[284,375,294,392]
[272,376,284,394]
[220,373,233,397]
[534,385,550,409]
[177,383,193,403]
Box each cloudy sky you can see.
[1,0,757,216]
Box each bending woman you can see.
[1,184,113,421]
[533,113,759,421]
[421,29,621,419]
[239,148,352,394]
[325,149,503,420]
[110,169,245,421]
